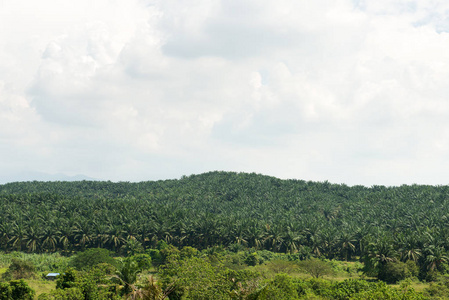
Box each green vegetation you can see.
[0,246,442,299]
[1,171,449,298]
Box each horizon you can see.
[0,170,441,188]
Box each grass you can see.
[0,252,70,272]
[26,278,56,298]
[390,280,430,293]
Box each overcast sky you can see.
[1,0,449,186]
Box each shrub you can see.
[0,282,12,300]
[146,249,163,266]
[378,261,417,284]
[244,253,259,266]
[9,279,35,300]
[71,248,115,271]
[56,268,78,289]
[298,259,333,278]
[180,246,198,259]
[257,273,299,300]
[129,254,152,270]
[2,259,35,280]
[266,259,299,274]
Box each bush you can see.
[266,259,299,274]
[180,246,198,259]
[56,268,78,289]
[378,261,417,284]
[257,273,299,300]
[2,259,35,280]
[298,259,333,278]
[244,253,259,266]
[38,287,84,300]
[228,243,246,253]
[0,282,12,300]
[71,248,115,271]
[9,279,35,300]
[146,249,163,266]
[129,254,152,270]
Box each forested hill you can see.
[1,171,449,261]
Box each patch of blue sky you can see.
[352,0,416,14]
[413,12,449,33]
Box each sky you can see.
[1,0,449,186]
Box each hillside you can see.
[0,171,448,267]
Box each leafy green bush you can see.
[128,254,152,270]
[0,282,12,300]
[146,249,163,266]
[257,273,299,300]
[159,257,232,300]
[9,279,35,300]
[71,248,115,271]
[266,259,299,274]
[244,253,259,266]
[378,261,417,284]
[299,259,333,278]
[2,259,35,280]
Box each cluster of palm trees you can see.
[1,171,449,276]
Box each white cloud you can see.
[1,0,449,185]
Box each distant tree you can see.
[71,248,115,271]
[378,261,418,284]
[266,259,299,274]
[2,259,35,280]
[298,259,333,278]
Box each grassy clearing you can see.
[390,280,430,293]
[0,252,70,272]
[26,278,56,298]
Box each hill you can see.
[0,171,447,273]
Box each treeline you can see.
[1,171,449,280]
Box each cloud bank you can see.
[1,0,449,186]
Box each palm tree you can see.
[74,220,93,250]
[106,224,125,252]
[363,237,397,276]
[245,221,264,250]
[424,245,448,271]
[9,222,25,251]
[92,221,107,248]
[0,222,13,251]
[264,224,284,252]
[41,225,58,252]
[24,224,41,253]
[283,225,303,254]
[113,258,141,295]
[57,222,74,253]
[397,233,422,263]
[129,275,173,300]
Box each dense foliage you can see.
[1,171,449,281]
[0,245,441,299]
